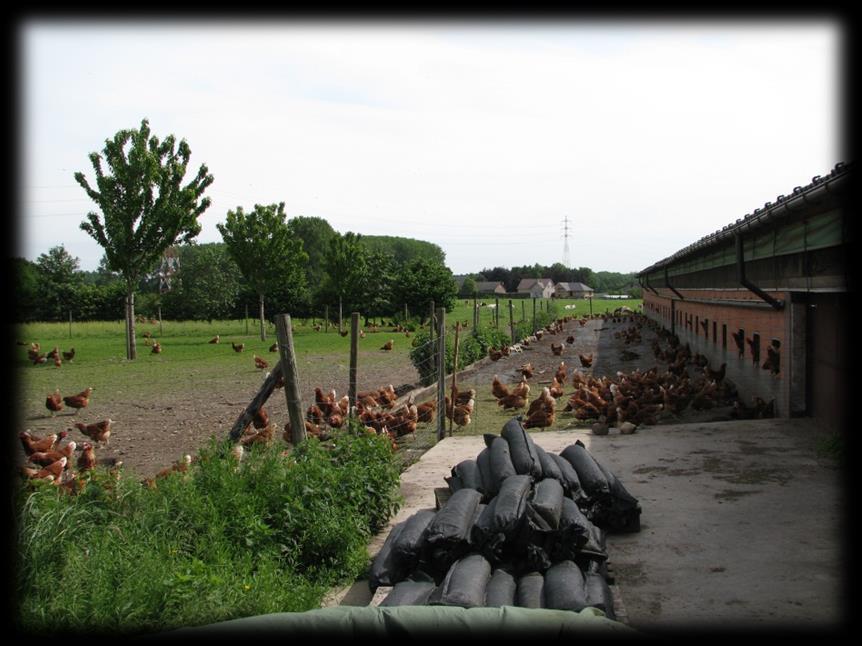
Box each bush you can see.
[408,304,563,386]
[15,422,401,635]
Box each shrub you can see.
[15,422,401,635]
[408,302,562,386]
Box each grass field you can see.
[15,296,640,438]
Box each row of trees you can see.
[14,118,460,359]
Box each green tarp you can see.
[163,604,635,637]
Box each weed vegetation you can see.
[15,421,401,635]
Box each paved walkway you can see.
[329,418,845,632]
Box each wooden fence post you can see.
[338,295,343,334]
[245,304,249,335]
[448,321,460,436]
[508,299,515,344]
[69,311,72,339]
[324,305,329,333]
[436,307,446,442]
[521,299,526,324]
[428,301,436,343]
[349,312,359,416]
[472,295,478,330]
[532,297,537,332]
[495,297,499,328]
[276,314,306,445]
[228,361,283,442]
[158,305,163,337]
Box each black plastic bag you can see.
[533,444,562,482]
[525,477,565,532]
[427,553,492,608]
[592,456,642,533]
[550,497,605,562]
[476,447,498,499]
[515,571,545,608]
[489,437,518,492]
[425,488,483,575]
[368,521,409,591]
[471,475,531,560]
[548,452,586,501]
[392,509,436,568]
[445,459,484,495]
[543,560,587,611]
[379,579,437,606]
[584,570,616,620]
[484,568,517,607]
[501,418,542,479]
[560,440,610,499]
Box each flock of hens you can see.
[19,311,775,497]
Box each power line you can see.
[562,215,571,268]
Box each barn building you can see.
[637,162,851,433]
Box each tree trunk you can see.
[258,292,266,341]
[126,288,137,360]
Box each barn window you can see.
[713,321,717,344]
[722,324,727,349]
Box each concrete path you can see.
[329,418,844,632]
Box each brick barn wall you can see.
[643,289,789,417]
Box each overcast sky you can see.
[19,19,843,276]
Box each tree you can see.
[359,235,446,267]
[321,232,369,331]
[289,216,337,296]
[458,276,477,298]
[13,258,42,322]
[36,245,83,321]
[75,118,213,359]
[392,257,458,318]
[160,243,243,320]
[217,202,308,340]
[360,249,395,324]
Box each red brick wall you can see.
[643,289,789,416]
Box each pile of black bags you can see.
[368,417,641,617]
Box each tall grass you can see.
[15,422,402,635]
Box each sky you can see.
[18,18,843,276]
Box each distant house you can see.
[554,282,594,299]
[516,278,555,298]
[475,281,507,295]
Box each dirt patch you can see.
[714,489,763,501]
[19,353,422,481]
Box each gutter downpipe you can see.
[664,267,685,300]
[735,233,784,310]
[642,275,659,295]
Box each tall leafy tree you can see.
[392,257,458,318]
[13,258,42,322]
[75,118,213,359]
[161,243,243,321]
[361,249,395,324]
[36,245,84,321]
[289,216,337,295]
[217,202,308,340]
[322,232,369,331]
